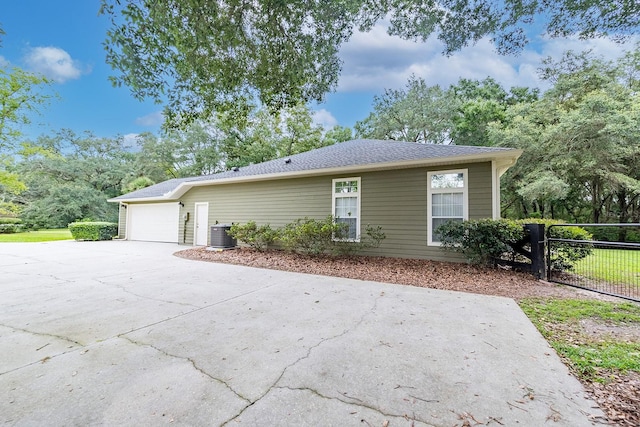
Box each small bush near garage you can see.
[0,218,25,234]
[228,221,277,251]
[68,221,118,241]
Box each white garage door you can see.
[128,203,179,243]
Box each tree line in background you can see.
[357,47,640,226]
[0,102,352,228]
[1,45,639,232]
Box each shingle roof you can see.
[110,139,519,201]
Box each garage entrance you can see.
[127,203,179,243]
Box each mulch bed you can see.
[175,247,638,426]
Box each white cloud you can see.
[24,46,83,83]
[312,109,338,129]
[135,111,164,127]
[337,23,638,94]
[0,56,10,67]
[122,133,141,147]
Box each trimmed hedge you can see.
[68,222,118,241]
[0,218,24,234]
[0,217,22,225]
[0,223,25,234]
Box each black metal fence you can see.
[547,224,640,302]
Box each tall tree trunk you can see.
[617,189,628,241]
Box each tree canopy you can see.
[100,0,639,128]
[0,64,54,216]
[490,49,640,224]
[355,76,537,145]
[0,66,53,150]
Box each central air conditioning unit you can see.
[210,224,237,249]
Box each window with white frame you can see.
[428,169,468,245]
[332,177,361,241]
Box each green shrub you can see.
[589,225,640,243]
[518,218,593,271]
[0,223,25,234]
[331,224,386,256]
[0,218,24,233]
[278,216,386,256]
[0,217,22,225]
[228,221,277,251]
[438,218,593,269]
[68,221,118,241]
[279,216,340,255]
[438,218,523,266]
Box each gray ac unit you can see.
[210,224,237,248]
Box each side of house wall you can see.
[178,161,493,260]
[118,203,127,239]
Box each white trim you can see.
[118,203,126,238]
[332,177,361,242]
[491,157,519,220]
[109,150,522,203]
[427,169,468,246]
[125,202,131,240]
[492,160,499,219]
[193,202,209,246]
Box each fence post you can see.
[525,223,545,279]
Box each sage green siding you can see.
[177,161,494,261]
[179,176,331,245]
[118,203,127,239]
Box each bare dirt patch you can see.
[579,318,640,343]
[175,247,638,425]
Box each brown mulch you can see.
[175,247,592,300]
[175,247,638,426]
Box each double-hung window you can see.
[428,169,468,245]
[332,177,361,241]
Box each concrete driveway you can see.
[0,241,602,426]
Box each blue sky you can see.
[1,1,637,141]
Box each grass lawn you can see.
[573,248,639,285]
[0,229,73,242]
[519,298,640,381]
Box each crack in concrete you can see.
[120,336,251,404]
[275,386,434,426]
[94,278,201,309]
[117,283,281,339]
[0,324,85,376]
[0,323,83,347]
[0,272,74,290]
[1,283,279,377]
[221,293,385,425]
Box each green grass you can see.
[554,341,640,377]
[519,298,640,381]
[573,248,640,284]
[0,229,73,242]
